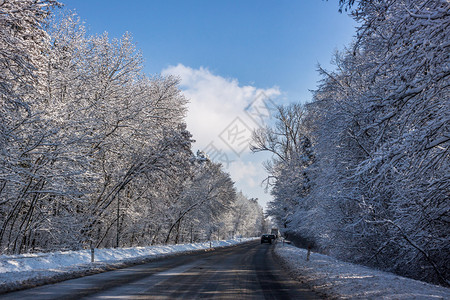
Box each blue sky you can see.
[63,0,357,209]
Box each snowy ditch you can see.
[274,242,450,299]
[0,238,256,294]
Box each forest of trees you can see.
[0,1,266,254]
[253,0,449,286]
[1,0,448,288]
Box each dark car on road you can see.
[261,234,272,244]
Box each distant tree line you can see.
[0,0,266,254]
[253,0,449,286]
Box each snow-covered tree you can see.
[231,192,265,238]
[258,0,449,286]
[1,9,256,253]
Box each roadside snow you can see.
[274,242,450,299]
[0,238,256,294]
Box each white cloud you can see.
[228,160,259,188]
[161,64,279,210]
[161,64,280,155]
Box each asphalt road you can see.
[1,241,321,299]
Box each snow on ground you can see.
[0,238,256,294]
[274,242,450,300]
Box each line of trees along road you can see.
[252,0,449,287]
[0,1,266,255]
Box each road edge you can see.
[271,242,329,299]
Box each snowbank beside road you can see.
[274,243,450,299]
[0,239,254,273]
[0,238,256,294]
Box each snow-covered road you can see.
[0,238,256,294]
[1,241,319,299]
[2,238,449,299]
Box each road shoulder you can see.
[273,242,450,299]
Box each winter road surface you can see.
[0,241,320,299]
